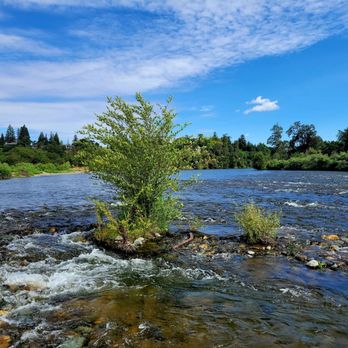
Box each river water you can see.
[0,169,348,347]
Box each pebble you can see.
[296,254,307,262]
[48,226,58,234]
[306,259,319,268]
[247,250,255,255]
[330,245,340,252]
[266,246,272,251]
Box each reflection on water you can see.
[0,169,348,346]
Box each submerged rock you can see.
[58,336,85,348]
[330,245,340,252]
[0,335,11,348]
[322,234,340,241]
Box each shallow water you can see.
[0,169,348,347]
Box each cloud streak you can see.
[0,0,347,137]
[244,96,279,114]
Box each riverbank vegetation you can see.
[0,125,84,178]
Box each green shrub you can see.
[252,152,268,170]
[36,163,58,173]
[80,93,192,242]
[0,163,12,179]
[235,203,281,244]
[11,162,41,177]
[266,159,285,170]
[58,162,71,171]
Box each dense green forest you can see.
[0,122,348,179]
[178,122,348,171]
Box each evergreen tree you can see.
[17,125,31,146]
[238,134,247,151]
[0,133,5,147]
[267,124,283,150]
[337,128,348,152]
[37,132,48,147]
[53,133,60,145]
[5,125,16,143]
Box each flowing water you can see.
[0,170,348,347]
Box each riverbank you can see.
[0,163,86,180]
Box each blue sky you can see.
[0,1,348,143]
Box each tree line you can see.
[177,122,348,170]
[1,122,348,171]
[0,124,79,165]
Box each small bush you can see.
[0,163,12,179]
[11,162,41,177]
[36,162,58,173]
[235,203,280,244]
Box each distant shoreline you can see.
[33,169,87,178]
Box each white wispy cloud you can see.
[0,33,62,55]
[244,96,279,114]
[0,100,105,140]
[0,0,347,137]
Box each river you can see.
[0,169,347,347]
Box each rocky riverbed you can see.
[1,206,348,347]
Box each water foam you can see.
[284,201,319,208]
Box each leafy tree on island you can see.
[80,93,193,247]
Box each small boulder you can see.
[247,250,255,256]
[306,259,319,268]
[133,237,145,247]
[322,234,339,241]
[0,335,11,348]
[58,336,85,348]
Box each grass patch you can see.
[0,162,73,179]
[235,203,281,244]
